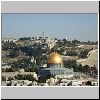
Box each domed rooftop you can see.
[48,52,63,64]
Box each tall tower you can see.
[66,37,67,40]
[42,31,45,39]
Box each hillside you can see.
[77,49,98,69]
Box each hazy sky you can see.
[2,14,98,41]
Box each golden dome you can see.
[48,52,63,64]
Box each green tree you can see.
[8,50,19,58]
[77,64,83,72]
[2,41,17,50]
[62,39,68,44]
[5,67,17,72]
[72,39,80,44]
[15,74,36,81]
[8,76,14,81]
[83,65,90,73]
[2,76,6,81]
[79,49,89,58]
[63,60,77,71]
[66,50,78,56]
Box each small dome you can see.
[48,52,63,64]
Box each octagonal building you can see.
[38,52,74,78]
